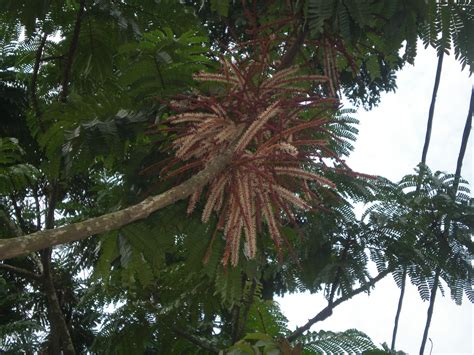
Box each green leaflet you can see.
[0,138,38,194]
[301,328,377,354]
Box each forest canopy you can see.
[0,1,473,354]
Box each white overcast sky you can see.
[278,44,473,354]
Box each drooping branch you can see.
[0,144,236,260]
[60,0,86,102]
[287,268,392,342]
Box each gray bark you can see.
[0,144,236,260]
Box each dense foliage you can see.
[0,1,473,354]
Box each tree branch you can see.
[287,268,393,342]
[31,32,48,131]
[1,200,43,274]
[0,262,41,280]
[172,327,220,353]
[60,0,86,102]
[0,143,237,260]
[277,25,308,70]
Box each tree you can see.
[0,1,473,353]
[418,86,474,355]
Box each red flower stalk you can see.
[155,59,340,266]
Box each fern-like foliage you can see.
[0,275,43,353]
[0,138,38,194]
[228,327,380,354]
[243,282,289,337]
[118,28,210,101]
[300,328,377,354]
[307,0,474,71]
[364,165,474,304]
[419,0,474,70]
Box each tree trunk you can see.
[453,86,473,193]
[41,250,76,355]
[419,86,473,355]
[391,52,444,351]
[41,187,76,355]
[421,51,444,166]
[419,268,440,355]
[390,267,407,351]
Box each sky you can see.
[278,44,473,355]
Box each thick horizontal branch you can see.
[0,147,236,260]
[287,268,393,342]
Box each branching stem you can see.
[287,268,392,342]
